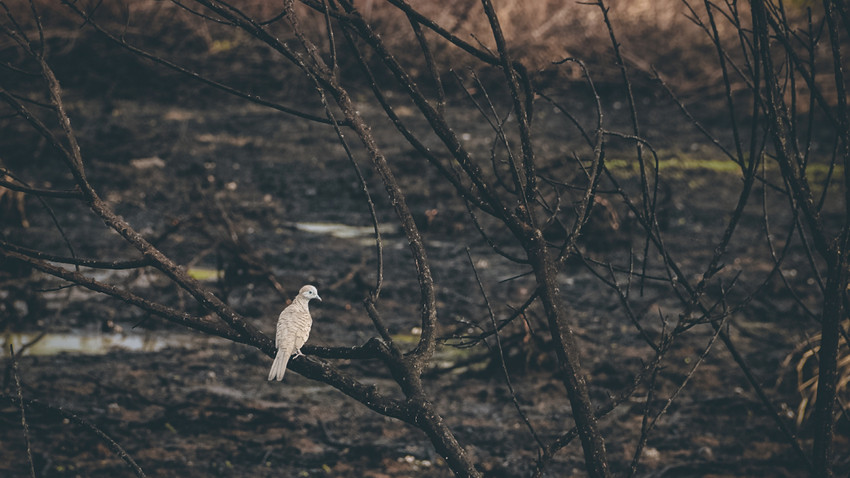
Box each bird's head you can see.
[299,284,322,302]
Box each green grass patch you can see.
[605,154,844,182]
[605,156,744,174]
[186,267,221,281]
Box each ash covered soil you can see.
[1,41,847,477]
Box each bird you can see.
[268,285,321,381]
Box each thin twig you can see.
[466,248,545,452]
[9,345,36,478]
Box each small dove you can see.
[268,285,321,381]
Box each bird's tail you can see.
[268,349,291,381]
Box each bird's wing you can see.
[293,312,313,350]
[275,305,299,349]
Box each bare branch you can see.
[8,345,36,478]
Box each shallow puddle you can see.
[3,331,175,356]
[293,222,395,239]
[294,222,374,238]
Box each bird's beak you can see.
[316,295,322,302]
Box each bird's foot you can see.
[293,348,305,358]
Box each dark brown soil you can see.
[1,26,847,478]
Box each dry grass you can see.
[782,321,850,427]
[3,0,825,93]
[345,0,750,89]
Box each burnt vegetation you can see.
[1,0,849,476]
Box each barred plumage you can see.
[268,285,321,381]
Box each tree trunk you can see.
[527,230,611,478]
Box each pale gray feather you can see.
[268,285,320,381]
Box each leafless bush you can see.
[1,0,848,477]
